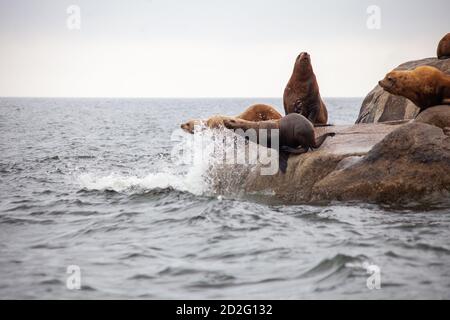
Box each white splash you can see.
[77,171,204,194]
[77,127,239,195]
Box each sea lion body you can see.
[279,113,316,150]
[180,104,282,134]
[206,115,233,129]
[379,66,450,113]
[437,33,450,59]
[223,114,335,173]
[238,103,282,122]
[283,52,328,125]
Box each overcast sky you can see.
[0,0,448,97]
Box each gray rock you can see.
[212,122,450,204]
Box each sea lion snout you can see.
[297,52,310,61]
[379,74,396,91]
[296,52,309,60]
[181,121,196,134]
[180,123,192,133]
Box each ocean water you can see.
[1,97,450,299]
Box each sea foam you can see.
[77,126,241,196]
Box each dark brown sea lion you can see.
[283,52,328,125]
[437,33,450,59]
[223,113,335,173]
[180,104,282,134]
[379,66,450,113]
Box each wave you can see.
[77,127,253,196]
[300,254,371,282]
[78,171,204,195]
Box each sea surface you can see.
[1,97,450,299]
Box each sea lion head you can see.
[222,118,242,130]
[379,72,397,93]
[379,70,420,105]
[180,119,201,134]
[379,71,412,94]
[293,52,314,77]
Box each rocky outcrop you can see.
[415,105,450,129]
[214,122,450,204]
[211,34,450,205]
[356,58,450,124]
[311,123,450,203]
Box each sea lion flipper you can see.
[278,151,290,174]
[314,132,336,149]
[314,124,334,127]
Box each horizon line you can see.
[0,96,364,99]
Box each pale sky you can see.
[0,0,448,97]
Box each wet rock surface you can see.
[238,122,450,204]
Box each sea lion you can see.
[237,103,282,121]
[437,33,450,59]
[223,113,335,173]
[283,52,328,125]
[180,104,282,134]
[180,115,235,134]
[379,66,450,113]
[414,105,450,129]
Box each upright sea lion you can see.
[180,104,282,134]
[223,114,335,173]
[437,33,450,59]
[379,66,450,113]
[283,52,328,125]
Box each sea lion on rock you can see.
[437,33,450,59]
[237,103,282,121]
[379,66,450,113]
[223,113,335,173]
[283,52,328,125]
[414,105,450,129]
[180,104,282,134]
[181,115,234,134]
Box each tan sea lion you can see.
[223,113,335,173]
[379,66,450,113]
[237,103,282,122]
[283,52,328,125]
[437,33,450,59]
[180,104,282,134]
